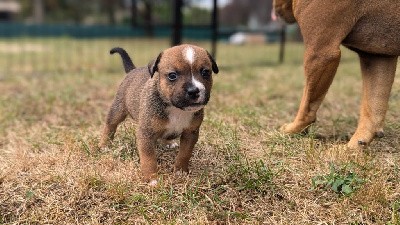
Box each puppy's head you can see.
[148,44,219,111]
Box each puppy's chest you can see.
[163,107,194,139]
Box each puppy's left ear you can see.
[148,52,163,77]
[207,51,219,74]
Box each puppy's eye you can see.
[167,72,178,81]
[200,69,210,77]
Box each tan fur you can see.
[99,44,218,182]
[274,0,400,149]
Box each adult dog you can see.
[274,0,400,149]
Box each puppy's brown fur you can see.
[274,0,400,149]
[100,45,218,183]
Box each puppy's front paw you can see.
[98,138,110,149]
[173,162,189,174]
[174,170,189,176]
[166,141,179,149]
[160,139,179,149]
[148,179,158,187]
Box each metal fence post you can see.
[131,0,137,27]
[211,0,218,59]
[279,24,286,64]
[171,0,183,46]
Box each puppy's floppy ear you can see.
[207,51,219,74]
[148,52,163,77]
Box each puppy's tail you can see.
[110,47,136,73]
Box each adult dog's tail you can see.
[110,47,136,73]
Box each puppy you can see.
[99,44,219,184]
[274,0,400,149]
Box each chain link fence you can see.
[0,0,304,77]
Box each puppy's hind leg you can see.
[348,54,397,149]
[99,100,128,148]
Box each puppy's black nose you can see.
[186,86,200,99]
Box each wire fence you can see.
[0,1,304,77]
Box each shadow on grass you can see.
[312,133,351,143]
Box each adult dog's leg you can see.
[99,100,127,148]
[348,54,397,149]
[281,45,341,134]
[281,1,356,134]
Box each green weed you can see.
[390,200,400,225]
[312,162,365,196]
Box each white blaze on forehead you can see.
[182,45,206,104]
[183,46,195,65]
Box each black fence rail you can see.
[0,23,216,39]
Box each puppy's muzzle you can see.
[172,84,208,111]
[186,85,200,101]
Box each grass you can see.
[0,37,400,224]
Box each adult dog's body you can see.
[274,0,400,148]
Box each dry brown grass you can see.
[0,38,399,224]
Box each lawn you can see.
[0,38,399,224]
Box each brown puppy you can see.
[274,0,400,149]
[99,44,219,184]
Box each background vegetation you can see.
[0,38,399,224]
[17,0,273,26]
